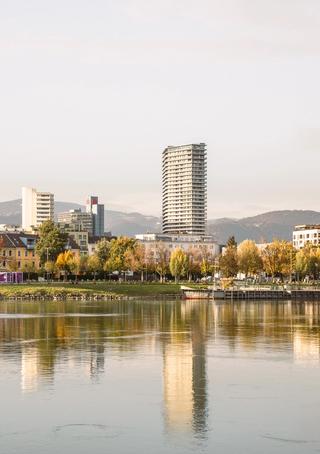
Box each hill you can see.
[208,210,320,244]
[0,199,161,237]
[0,200,319,243]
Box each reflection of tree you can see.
[0,300,320,420]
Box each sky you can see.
[1,0,320,219]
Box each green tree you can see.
[237,240,263,278]
[227,236,237,248]
[104,237,136,276]
[169,248,188,283]
[219,237,238,278]
[36,220,67,265]
[95,238,111,265]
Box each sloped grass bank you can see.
[0,282,182,300]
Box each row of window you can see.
[1,250,35,257]
[2,261,36,269]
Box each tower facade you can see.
[162,143,207,236]
[22,187,54,231]
[86,196,105,236]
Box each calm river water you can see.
[1,299,320,454]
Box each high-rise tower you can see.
[86,196,105,236]
[162,143,207,236]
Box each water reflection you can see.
[1,300,320,442]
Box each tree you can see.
[227,236,237,248]
[56,250,75,281]
[22,262,36,281]
[169,248,188,283]
[261,240,295,280]
[124,243,147,281]
[198,246,215,278]
[70,255,88,283]
[7,259,19,272]
[237,240,263,278]
[154,242,169,283]
[87,255,101,281]
[36,220,67,265]
[295,244,320,280]
[219,237,238,278]
[104,237,137,276]
[95,238,111,265]
[44,260,56,281]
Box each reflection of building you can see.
[294,332,320,365]
[22,186,54,231]
[21,347,40,392]
[163,325,208,436]
[163,342,194,431]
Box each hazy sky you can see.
[1,0,320,219]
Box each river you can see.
[0,300,320,453]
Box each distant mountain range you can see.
[0,199,319,244]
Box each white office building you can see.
[22,187,54,231]
[162,143,207,236]
[293,225,320,249]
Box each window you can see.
[25,250,28,257]
[18,250,21,257]
[18,261,21,268]
[9,250,12,257]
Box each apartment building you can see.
[0,232,39,271]
[162,143,207,236]
[22,187,54,231]
[293,225,320,249]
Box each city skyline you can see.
[1,1,320,218]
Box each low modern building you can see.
[0,232,39,271]
[293,225,320,249]
[57,209,93,234]
[135,233,219,258]
[22,187,54,231]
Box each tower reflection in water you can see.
[162,301,211,437]
[1,300,320,438]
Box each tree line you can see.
[219,236,320,282]
[16,221,320,283]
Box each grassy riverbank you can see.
[0,282,182,300]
